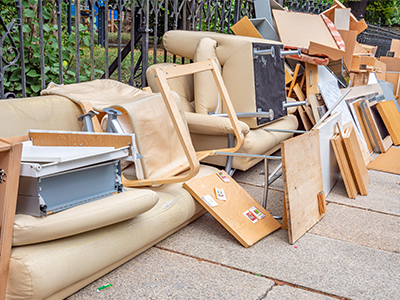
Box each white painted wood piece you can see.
[334,8,351,30]
[313,112,341,196]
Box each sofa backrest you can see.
[0,95,83,138]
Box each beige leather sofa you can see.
[1,94,217,299]
[147,30,299,171]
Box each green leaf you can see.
[23,8,35,18]
[83,35,90,47]
[22,24,31,33]
[31,85,41,93]
[27,69,40,77]
[43,24,51,33]
[42,8,51,20]
[10,71,20,82]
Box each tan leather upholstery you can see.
[1,91,218,299]
[146,31,299,171]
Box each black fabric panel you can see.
[253,42,287,126]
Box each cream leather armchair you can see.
[147,30,299,171]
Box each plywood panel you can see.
[367,147,400,175]
[305,63,319,98]
[379,57,400,72]
[183,171,281,247]
[272,10,338,50]
[231,16,263,39]
[377,101,400,145]
[331,133,358,199]
[342,127,369,195]
[282,130,324,244]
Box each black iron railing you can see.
[1,0,400,99]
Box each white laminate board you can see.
[313,112,341,196]
[22,141,116,162]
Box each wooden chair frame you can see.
[122,59,245,187]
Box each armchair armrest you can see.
[185,112,250,136]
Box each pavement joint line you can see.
[325,200,400,218]
[235,180,285,193]
[154,246,350,300]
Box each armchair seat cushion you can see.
[13,189,159,246]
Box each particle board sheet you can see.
[342,127,369,195]
[231,16,263,39]
[183,171,281,248]
[343,121,372,166]
[282,130,325,244]
[331,133,358,199]
[377,101,400,145]
[272,10,338,50]
[367,147,400,175]
[390,39,400,58]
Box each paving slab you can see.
[238,182,284,218]
[158,213,400,300]
[265,285,337,300]
[309,203,400,253]
[67,247,275,300]
[328,170,400,216]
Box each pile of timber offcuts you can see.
[229,0,400,243]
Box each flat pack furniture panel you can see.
[331,0,368,34]
[183,171,281,247]
[338,30,357,70]
[282,130,325,244]
[379,57,400,72]
[0,139,22,300]
[376,101,400,145]
[253,42,287,126]
[305,63,320,98]
[367,147,400,175]
[343,121,372,166]
[272,10,338,50]
[330,133,358,199]
[342,127,369,196]
[360,99,393,153]
[390,39,400,58]
[313,112,341,196]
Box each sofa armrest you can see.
[185,112,250,136]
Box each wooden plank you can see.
[390,39,400,58]
[28,131,135,151]
[360,100,393,153]
[308,41,345,61]
[231,16,263,39]
[332,0,367,34]
[343,121,372,165]
[282,130,325,244]
[386,72,400,96]
[331,133,358,199]
[305,107,316,125]
[377,101,400,145]
[338,30,358,71]
[272,10,338,50]
[317,191,327,215]
[0,140,22,300]
[305,63,319,98]
[183,171,281,247]
[281,194,288,231]
[342,127,369,195]
[367,147,400,175]
[308,94,321,123]
[287,63,301,97]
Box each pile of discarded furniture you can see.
[1,0,400,299]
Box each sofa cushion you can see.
[13,189,159,246]
[7,165,217,300]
